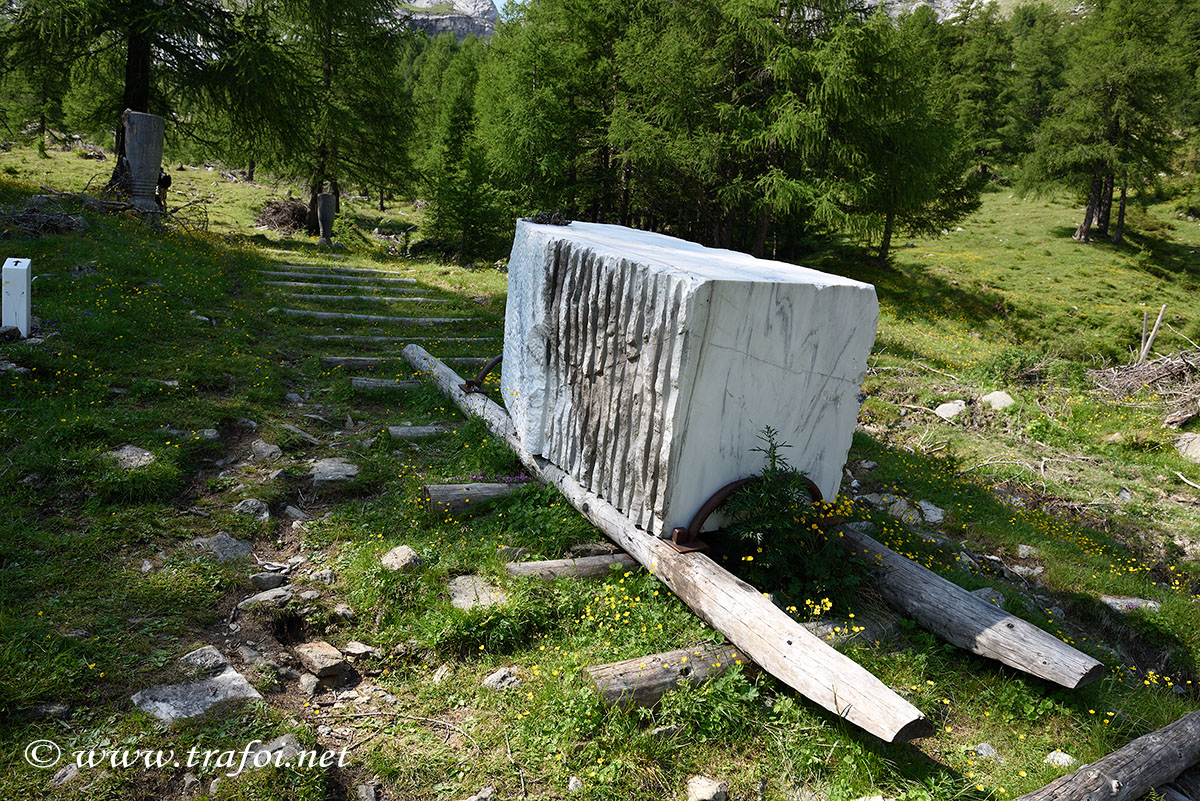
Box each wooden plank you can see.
[350,377,422,391]
[278,264,414,278]
[325,356,490,370]
[279,308,468,325]
[583,643,754,707]
[283,293,450,304]
[839,524,1104,689]
[424,482,516,515]
[505,554,637,579]
[388,424,452,440]
[264,281,431,293]
[306,335,494,343]
[403,344,931,744]
[1017,711,1200,801]
[259,270,415,285]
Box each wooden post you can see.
[403,345,932,744]
[425,482,516,516]
[1138,304,1167,366]
[1016,711,1200,801]
[505,554,637,579]
[839,524,1104,689]
[584,643,756,707]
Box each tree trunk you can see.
[246,160,256,182]
[305,170,324,235]
[378,188,384,212]
[878,209,896,264]
[402,345,933,745]
[1112,183,1127,244]
[1096,171,1114,235]
[584,643,756,707]
[1073,170,1102,242]
[751,206,771,259]
[108,19,153,188]
[618,161,631,227]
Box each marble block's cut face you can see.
[502,220,878,535]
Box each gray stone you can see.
[1101,432,1125,444]
[650,724,682,739]
[310,457,360,485]
[52,763,79,787]
[857,460,879,471]
[285,392,304,404]
[356,783,382,801]
[333,603,356,622]
[251,571,287,590]
[197,428,219,441]
[381,545,422,573]
[973,743,1003,762]
[1101,595,1161,614]
[971,587,1005,607]
[1011,565,1044,579]
[482,666,522,690]
[458,788,495,801]
[980,390,1016,411]
[249,439,283,460]
[298,590,321,601]
[195,531,253,562]
[687,775,729,801]
[106,445,156,470]
[1017,544,1039,559]
[1178,433,1200,462]
[295,641,347,678]
[233,498,271,522]
[131,667,262,723]
[180,645,229,674]
[248,734,302,767]
[1044,750,1077,768]
[312,568,335,584]
[934,400,967,420]
[281,422,320,445]
[299,673,320,695]
[916,500,945,524]
[283,505,310,521]
[342,641,377,659]
[448,575,508,610]
[432,664,452,684]
[182,772,200,792]
[238,587,293,610]
[568,776,584,793]
[140,559,154,572]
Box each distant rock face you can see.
[402,0,499,39]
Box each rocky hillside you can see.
[403,0,499,39]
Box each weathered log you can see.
[424,482,515,516]
[280,308,467,325]
[259,270,415,285]
[350,377,422,391]
[839,524,1104,689]
[306,335,494,344]
[505,554,637,579]
[284,293,450,304]
[1016,711,1200,801]
[388,424,452,440]
[584,643,756,707]
[279,264,413,279]
[264,280,430,293]
[1167,766,1200,800]
[403,344,931,743]
[325,356,487,370]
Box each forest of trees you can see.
[1,0,1198,261]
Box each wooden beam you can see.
[1017,711,1200,801]
[403,344,931,744]
[280,308,468,325]
[326,356,490,370]
[505,554,637,579]
[264,281,431,293]
[424,482,516,515]
[839,524,1104,689]
[278,264,415,279]
[283,293,450,304]
[584,643,755,707]
[350,377,422,391]
[306,335,494,343]
[259,270,415,285]
[388,424,452,440]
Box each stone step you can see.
[350,377,422,391]
[259,270,415,285]
[278,308,470,325]
[305,335,496,344]
[323,355,490,369]
[264,280,431,293]
[281,293,451,304]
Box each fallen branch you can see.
[319,711,480,753]
[1175,471,1200,492]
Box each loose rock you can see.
[1017,544,1039,559]
[312,568,335,584]
[299,673,320,696]
[687,775,729,801]
[251,571,287,590]
[294,641,347,678]
[283,505,310,521]
[249,439,283,460]
[1044,750,1077,768]
[181,645,230,674]
[1101,595,1161,614]
[980,390,1016,411]
[916,500,945,524]
[106,445,156,470]
[569,776,584,793]
[482,666,522,690]
[381,545,422,573]
[974,743,1003,762]
[237,587,293,610]
[310,457,360,485]
[448,575,508,610]
[971,587,1005,607]
[132,655,261,723]
[233,498,271,522]
[194,531,253,562]
[934,400,967,420]
[458,788,495,801]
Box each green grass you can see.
[4,143,1200,800]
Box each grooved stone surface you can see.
[501,221,877,533]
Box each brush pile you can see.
[0,196,87,238]
[255,199,309,233]
[1091,351,1200,427]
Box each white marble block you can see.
[502,221,878,535]
[2,258,31,337]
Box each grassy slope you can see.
[3,144,1200,800]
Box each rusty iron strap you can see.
[668,474,825,554]
[460,354,503,395]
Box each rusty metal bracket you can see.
[460,354,503,395]
[667,473,825,554]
